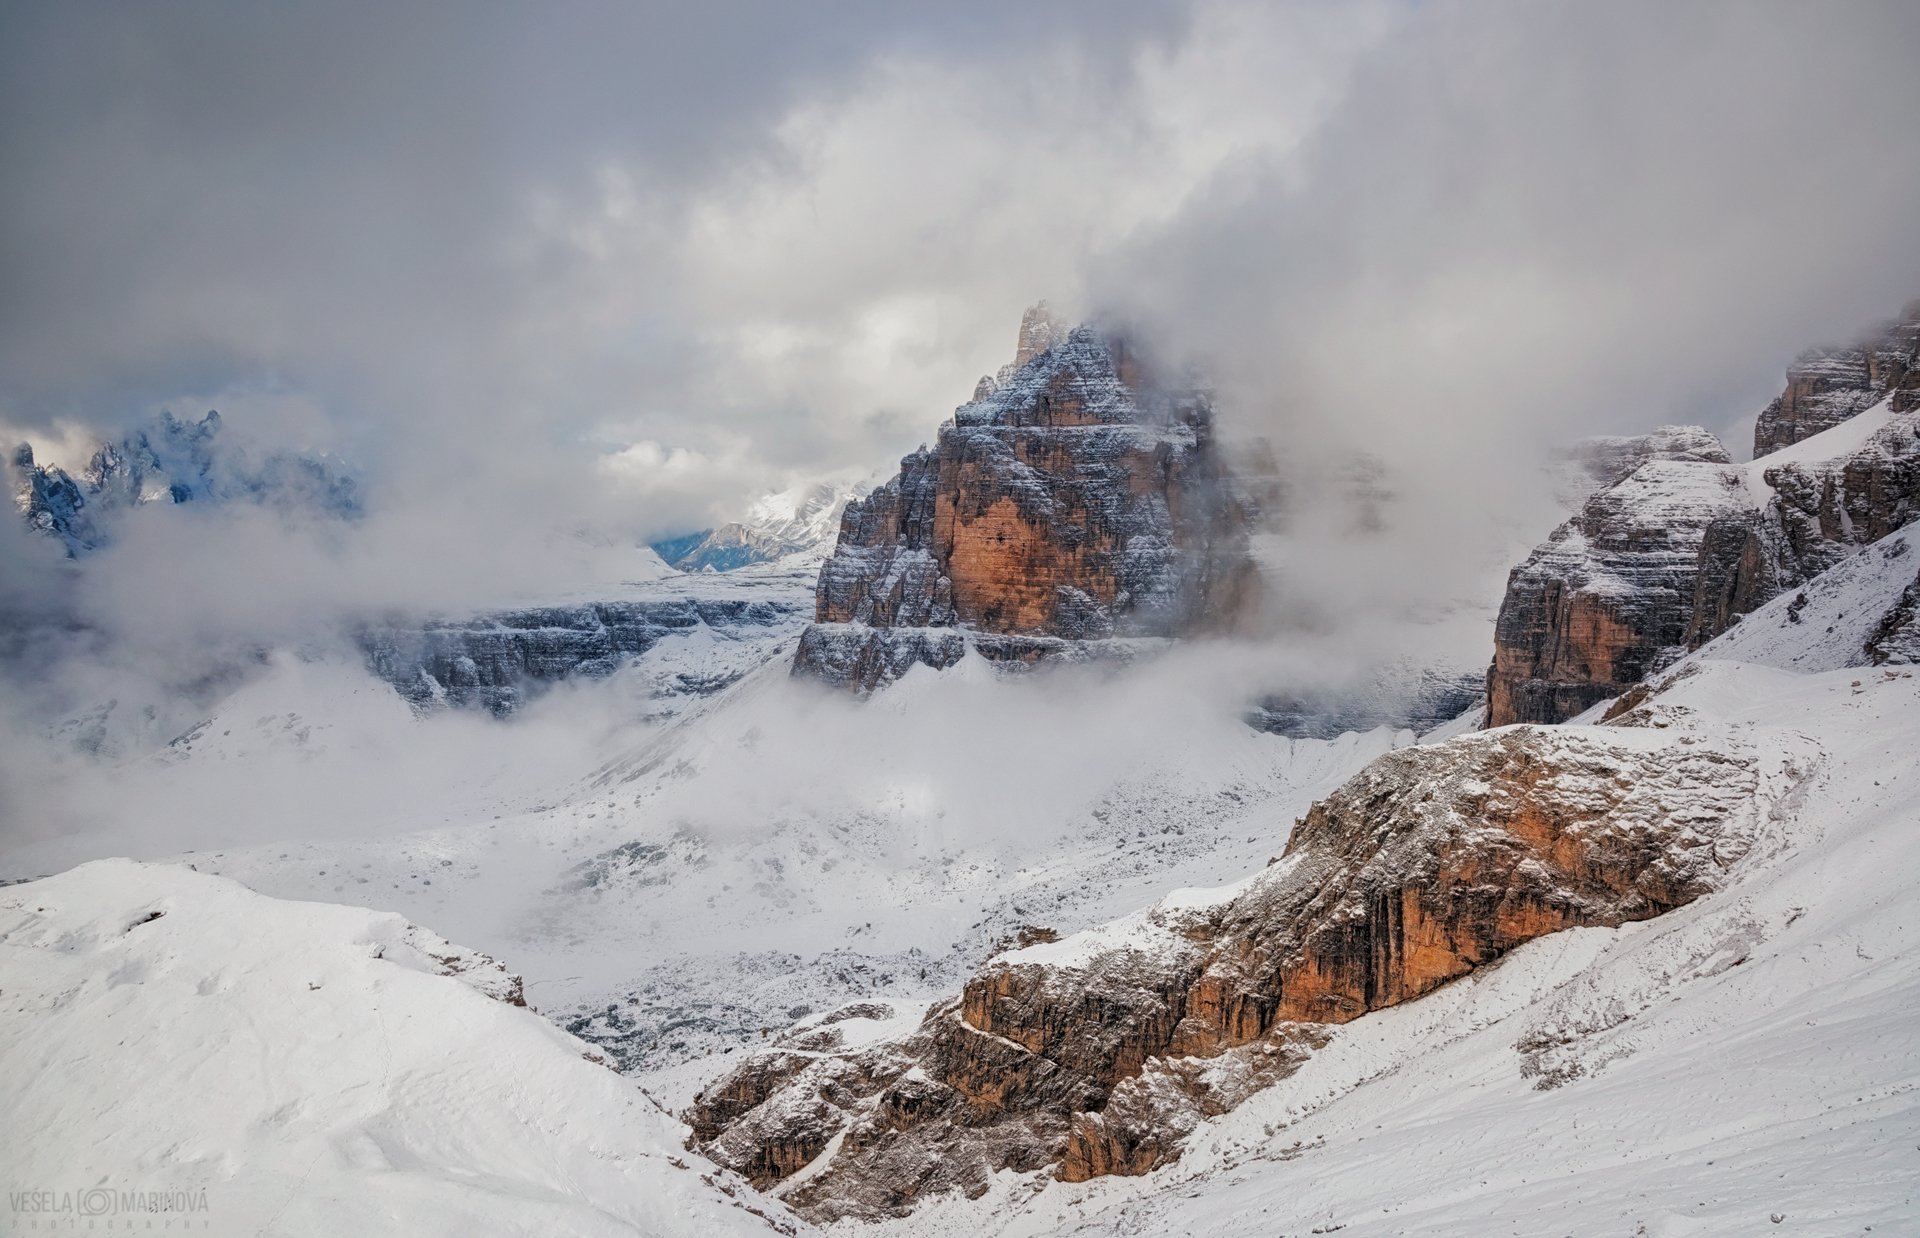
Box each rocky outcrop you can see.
[1248,666,1485,740]
[12,443,101,554]
[1753,301,1920,456]
[1550,425,1735,508]
[360,596,803,714]
[1488,435,1756,726]
[688,724,1785,1221]
[1491,310,1920,727]
[1866,565,1920,665]
[792,308,1261,689]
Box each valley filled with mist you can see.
[4,4,1919,1236]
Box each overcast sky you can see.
[4,0,1918,546]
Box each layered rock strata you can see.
[792,309,1260,690]
[688,725,1781,1221]
[1753,300,1920,456]
[360,597,802,715]
[1549,424,1736,508]
[1491,359,1920,726]
[1487,436,1755,727]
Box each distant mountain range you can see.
[9,409,359,555]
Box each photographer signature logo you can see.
[8,1185,212,1228]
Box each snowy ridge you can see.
[0,860,807,1237]
[10,409,359,555]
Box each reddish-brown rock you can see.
[687,725,1784,1220]
[794,308,1261,690]
[1489,301,1920,727]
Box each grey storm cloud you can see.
[1,0,1918,618]
[3,0,1919,870]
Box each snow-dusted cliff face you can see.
[1548,424,1735,508]
[1752,299,1920,456]
[794,309,1261,690]
[687,720,1808,1221]
[0,861,807,1237]
[1490,302,1920,726]
[357,565,814,715]
[1491,398,1920,725]
[9,409,359,555]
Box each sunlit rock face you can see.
[1753,300,1920,457]
[794,308,1261,690]
[688,725,1781,1219]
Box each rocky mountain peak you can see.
[10,409,359,556]
[1551,424,1733,508]
[1013,299,1067,368]
[794,308,1260,689]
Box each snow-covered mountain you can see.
[681,513,1920,1232]
[356,563,816,716]
[0,860,806,1237]
[9,409,359,555]
[5,300,1919,1238]
[652,477,875,573]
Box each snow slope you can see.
[1672,524,1918,673]
[882,652,1920,1235]
[0,860,806,1237]
[164,655,1412,1104]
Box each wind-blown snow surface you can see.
[1668,525,1918,674]
[0,860,804,1237]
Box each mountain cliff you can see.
[686,720,1807,1220]
[1488,302,1920,726]
[1752,300,1920,456]
[793,307,1261,690]
[653,479,875,573]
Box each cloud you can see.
[4,0,1920,866]
[1084,0,1920,611]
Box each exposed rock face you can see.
[1866,567,1920,665]
[1013,301,1067,368]
[360,597,803,714]
[1247,666,1485,740]
[1491,382,1920,726]
[1753,301,1920,456]
[1488,435,1753,727]
[12,443,100,553]
[688,725,1784,1220]
[794,310,1260,689]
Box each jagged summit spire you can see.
[1012,300,1066,368]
